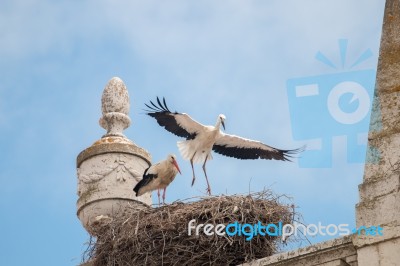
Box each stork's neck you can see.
[215,118,222,130]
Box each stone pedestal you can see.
[76,77,152,234]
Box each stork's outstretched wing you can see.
[145,97,204,140]
[213,133,303,161]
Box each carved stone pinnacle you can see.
[99,77,131,137]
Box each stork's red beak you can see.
[173,159,182,174]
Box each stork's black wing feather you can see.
[212,133,304,161]
[145,97,203,140]
[213,145,302,161]
[133,167,158,196]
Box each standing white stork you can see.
[145,97,302,195]
[133,154,181,205]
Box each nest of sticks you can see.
[84,191,296,266]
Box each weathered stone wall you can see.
[353,1,400,263]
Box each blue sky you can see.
[0,1,385,265]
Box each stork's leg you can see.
[157,189,161,206]
[190,152,197,186]
[162,188,166,204]
[202,155,212,195]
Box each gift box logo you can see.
[287,39,376,168]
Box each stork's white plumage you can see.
[133,154,181,205]
[145,97,302,195]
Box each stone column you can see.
[354,0,400,264]
[76,77,152,234]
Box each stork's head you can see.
[218,114,226,130]
[168,154,181,174]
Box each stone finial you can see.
[99,77,131,137]
[77,77,152,236]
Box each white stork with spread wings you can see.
[145,97,302,195]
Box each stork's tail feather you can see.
[178,140,213,163]
[177,140,192,161]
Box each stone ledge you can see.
[77,138,151,167]
[359,173,400,202]
[356,190,400,226]
[352,221,400,248]
[242,236,356,266]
